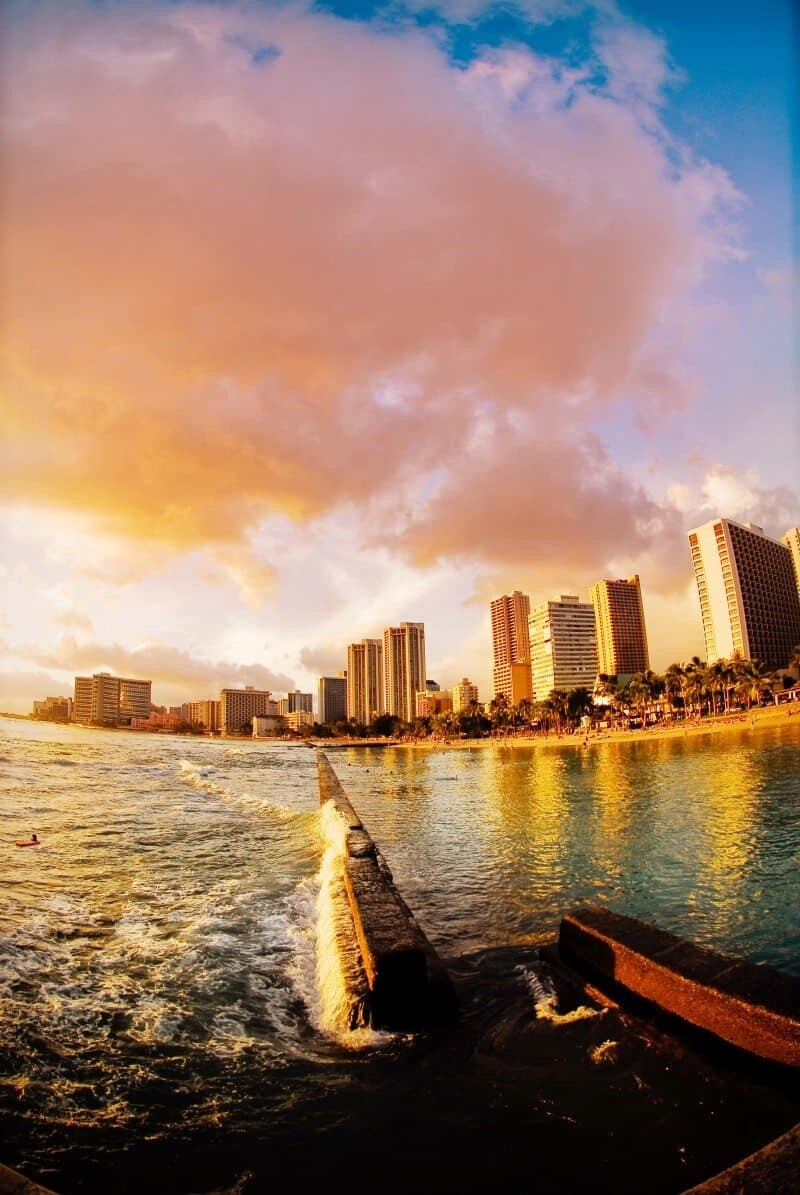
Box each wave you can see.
[292,804,389,1050]
[520,964,603,1025]
[177,759,298,820]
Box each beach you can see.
[316,699,800,753]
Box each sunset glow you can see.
[2,0,797,711]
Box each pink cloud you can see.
[12,635,296,697]
[1,2,743,575]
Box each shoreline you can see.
[316,701,800,752]
[7,701,799,751]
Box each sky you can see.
[1,0,798,713]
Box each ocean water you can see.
[1,717,799,1195]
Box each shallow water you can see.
[1,717,798,1194]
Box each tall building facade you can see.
[689,518,800,670]
[219,687,275,735]
[589,575,650,679]
[782,527,800,603]
[283,690,313,714]
[119,677,152,721]
[74,677,93,724]
[346,639,383,724]
[318,677,346,724]
[490,591,532,703]
[383,623,426,722]
[181,699,221,732]
[529,595,598,700]
[73,673,152,725]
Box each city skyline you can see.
[13,517,800,716]
[2,0,798,713]
[28,513,800,721]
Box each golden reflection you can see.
[589,744,637,844]
[479,745,570,883]
[699,748,760,896]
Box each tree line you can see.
[312,648,800,741]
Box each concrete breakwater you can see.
[317,751,458,1031]
[558,905,800,1068]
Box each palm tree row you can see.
[322,647,799,741]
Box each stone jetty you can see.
[558,905,800,1068]
[317,750,458,1031]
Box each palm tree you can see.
[513,697,534,735]
[545,689,570,734]
[682,656,706,718]
[567,686,594,729]
[628,671,662,727]
[707,659,729,717]
[664,662,684,718]
[735,658,771,710]
[488,693,510,735]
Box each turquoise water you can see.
[335,726,800,972]
[1,717,798,1194]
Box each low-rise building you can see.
[284,709,314,732]
[253,714,284,738]
[451,678,479,713]
[32,696,73,722]
[416,691,453,718]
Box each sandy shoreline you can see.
[319,700,800,752]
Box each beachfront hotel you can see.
[589,575,650,681]
[346,639,383,724]
[318,676,346,725]
[529,595,598,700]
[689,518,800,671]
[383,622,426,723]
[73,673,152,726]
[490,591,533,703]
[782,527,800,602]
[219,686,276,735]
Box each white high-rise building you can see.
[383,623,426,723]
[73,672,151,725]
[346,640,383,724]
[529,595,598,700]
[688,518,800,670]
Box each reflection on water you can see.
[1,718,799,1195]
[341,724,800,972]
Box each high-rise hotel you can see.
[74,672,152,725]
[589,575,649,680]
[346,639,383,724]
[490,591,532,703]
[318,676,346,725]
[782,527,800,603]
[689,518,800,670]
[529,595,598,700]
[383,622,426,723]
